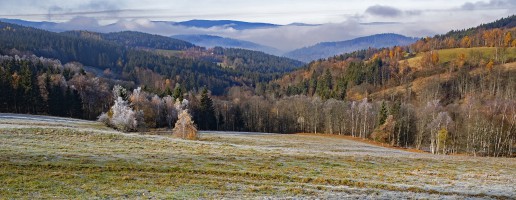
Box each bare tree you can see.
[163,96,177,129]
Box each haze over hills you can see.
[172,34,281,56]
[0,18,419,56]
[285,33,418,62]
[172,20,280,30]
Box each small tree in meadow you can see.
[172,99,198,140]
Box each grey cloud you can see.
[365,5,403,17]
[83,0,120,11]
[365,5,422,18]
[461,0,516,10]
[47,6,63,21]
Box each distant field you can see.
[405,47,516,68]
[153,49,184,57]
[1,114,514,199]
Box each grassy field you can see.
[1,114,515,199]
[153,49,184,57]
[405,47,516,68]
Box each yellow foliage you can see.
[504,32,512,47]
[431,51,439,65]
[456,53,466,68]
[437,127,448,154]
[486,60,494,71]
[173,110,198,140]
[460,36,471,48]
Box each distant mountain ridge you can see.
[173,20,279,30]
[285,33,418,62]
[172,34,281,55]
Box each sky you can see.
[0,0,514,51]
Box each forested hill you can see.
[218,47,305,73]
[63,30,196,50]
[443,15,516,39]
[0,21,304,95]
[285,33,417,62]
[0,21,123,69]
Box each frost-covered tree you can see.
[110,97,138,132]
[98,85,138,132]
[112,84,128,101]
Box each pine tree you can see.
[164,86,173,97]
[233,105,244,131]
[48,85,64,116]
[173,84,183,101]
[0,65,9,112]
[71,89,83,118]
[378,101,388,126]
[199,88,217,130]
[19,62,33,113]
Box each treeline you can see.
[0,54,222,130]
[0,55,85,118]
[63,30,196,50]
[210,62,515,156]
[220,47,304,74]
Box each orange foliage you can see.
[504,32,512,47]
[460,36,471,48]
[456,53,466,68]
[486,60,494,71]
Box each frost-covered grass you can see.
[0,115,514,199]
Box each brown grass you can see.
[295,133,428,154]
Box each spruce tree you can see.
[378,101,388,126]
[199,88,216,130]
[173,84,183,101]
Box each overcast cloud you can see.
[0,0,514,51]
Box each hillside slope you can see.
[285,33,417,62]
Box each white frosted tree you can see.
[98,85,138,132]
[110,97,138,132]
